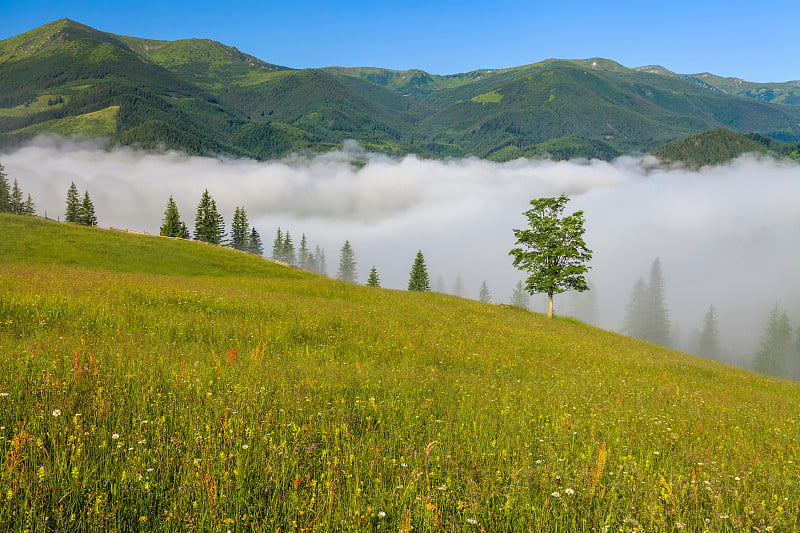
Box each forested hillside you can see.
[2,19,800,160]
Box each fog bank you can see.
[4,135,800,364]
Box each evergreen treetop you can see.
[337,241,357,283]
[79,190,97,226]
[408,250,431,292]
[249,227,264,256]
[231,206,251,251]
[0,163,10,212]
[194,189,225,244]
[160,196,185,238]
[367,266,381,288]
[10,179,23,215]
[65,182,80,223]
[478,281,490,303]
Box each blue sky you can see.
[1,0,798,82]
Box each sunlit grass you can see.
[1,214,800,531]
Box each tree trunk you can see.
[547,293,554,318]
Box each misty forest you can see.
[2,15,800,533]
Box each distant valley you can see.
[2,18,800,163]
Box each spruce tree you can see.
[478,281,490,303]
[9,179,23,215]
[298,234,311,270]
[313,245,327,275]
[0,163,10,212]
[194,190,224,244]
[644,258,670,345]
[65,182,80,223]
[623,278,647,339]
[510,280,530,309]
[160,196,184,237]
[282,231,296,265]
[272,228,284,261]
[230,206,250,251]
[79,190,97,226]
[755,305,794,377]
[408,251,431,291]
[434,274,446,293]
[22,194,35,216]
[249,227,264,255]
[367,266,381,287]
[698,305,721,361]
[337,241,357,283]
[453,275,464,297]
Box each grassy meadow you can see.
[2,214,800,532]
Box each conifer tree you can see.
[160,196,185,237]
[644,258,670,345]
[698,305,721,361]
[313,245,327,275]
[453,275,464,297]
[272,228,283,261]
[79,190,97,226]
[337,241,357,283]
[0,163,10,212]
[622,259,671,345]
[249,227,264,255]
[22,194,35,216]
[510,280,530,309]
[230,206,250,251]
[298,234,312,270]
[478,281,491,303]
[282,231,296,265]
[65,182,80,223]
[755,305,794,377]
[434,274,446,293]
[194,190,224,244]
[408,251,431,291]
[623,278,648,339]
[367,266,381,287]
[10,179,23,215]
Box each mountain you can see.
[3,212,800,530]
[2,19,800,160]
[651,127,800,168]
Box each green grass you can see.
[2,213,800,531]
[10,106,118,138]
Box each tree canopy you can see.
[509,194,592,318]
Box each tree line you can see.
[0,163,36,216]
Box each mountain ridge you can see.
[1,18,799,160]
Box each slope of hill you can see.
[2,213,800,531]
[1,19,800,160]
[651,127,800,168]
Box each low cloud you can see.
[4,135,800,365]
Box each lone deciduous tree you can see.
[509,194,592,318]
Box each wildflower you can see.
[565,488,575,495]
[242,444,249,450]
[467,518,478,525]
[0,392,8,397]
[112,433,120,440]
[52,409,61,417]
[551,491,560,498]
[378,511,386,518]
[675,522,685,529]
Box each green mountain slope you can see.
[2,19,800,160]
[651,127,800,168]
[3,214,800,531]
